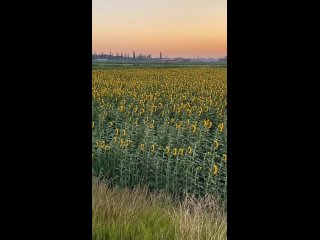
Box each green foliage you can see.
[92,67,227,202]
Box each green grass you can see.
[93,178,227,240]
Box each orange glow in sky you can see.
[93,0,227,58]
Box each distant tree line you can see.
[92,51,158,61]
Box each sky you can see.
[93,0,227,58]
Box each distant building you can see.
[218,56,227,62]
[173,57,188,62]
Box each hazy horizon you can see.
[93,0,227,58]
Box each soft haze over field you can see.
[93,0,227,58]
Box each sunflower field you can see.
[92,67,227,201]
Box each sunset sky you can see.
[93,0,227,58]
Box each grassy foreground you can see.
[93,178,227,240]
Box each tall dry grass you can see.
[93,178,227,240]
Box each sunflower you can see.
[139,143,145,151]
[213,164,218,175]
[165,146,170,155]
[214,140,219,150]
[222,154,227,161]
